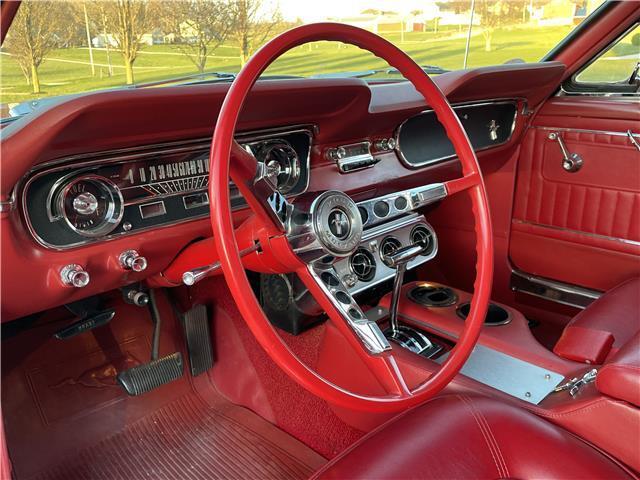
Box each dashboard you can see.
[21,101,517,250]
[1,62,566,321]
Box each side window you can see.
[566,24,640,94]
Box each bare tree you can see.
[476,0,524,51]
[228,0,283,65]
[4,0,72,93]
[160,0,233,73]
[103,0,156,84]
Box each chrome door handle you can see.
[627,130,640,152]
[548,132,583,173]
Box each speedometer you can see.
[257,140,301,194]
[56,175,124,237]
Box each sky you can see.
[277,0,436,22]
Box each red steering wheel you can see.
[209,23,493,413]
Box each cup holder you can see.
[408,284,458,307]
[456,302,511,326]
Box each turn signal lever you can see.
[383,243,426,334]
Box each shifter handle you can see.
[384,243,426,335]
[383,243,425,269]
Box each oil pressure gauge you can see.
[56,175,124,237]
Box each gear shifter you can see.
[382,243,442,358]
[383,244,425,334]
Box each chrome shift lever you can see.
[383,243,425,334]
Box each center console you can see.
[374,281,590,405]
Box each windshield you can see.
[1,0,607,118]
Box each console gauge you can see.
[56,175,124,237]
[257,140,300,194]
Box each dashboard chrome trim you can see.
[337,215,438,296]
[357,183,446,229]
[20,125,314,250]
[394,99,520,169]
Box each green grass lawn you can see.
[1,25,637,106]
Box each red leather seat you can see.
[554,277,640,364]
[315,395,634,479]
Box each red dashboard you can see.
[0,62,564,321]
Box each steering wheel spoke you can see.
[373,355,413,397]
[302,264,390,355]
[444,172,481,196]
[299,263,415,399]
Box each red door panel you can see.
[510,97,640,292]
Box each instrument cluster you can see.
[23,127,312,249]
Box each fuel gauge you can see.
[56,175,124,237]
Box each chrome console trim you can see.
[20,125,314,250]
[510,269,601,310]
[394,99,520,169]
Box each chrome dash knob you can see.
[119,250,148,272]
[60,264,90,288]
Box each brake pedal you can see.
[116,289,182,396]
[117,352,183,396]
[182,305,213,376]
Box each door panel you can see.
[510,97,640,292]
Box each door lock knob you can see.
[119,250,148,272]
[60,264,90,288]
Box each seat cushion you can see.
[314,395,633,480]
[554,277,640,363]
[597,332,640,408]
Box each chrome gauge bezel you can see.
[255,139,301,194]
[56,174,124,238]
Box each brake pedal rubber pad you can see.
[117,352,183,396]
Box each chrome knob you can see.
[126,290,149,307]
[60,264,90,288]
[326,147,347,161]
[119,250,148,272]
[374,138,396,151]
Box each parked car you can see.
[1,1,639,478]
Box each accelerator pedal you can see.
[117,352,183,396]
[183,305,213,376]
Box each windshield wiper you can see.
[135,72,306,88]
[386,65,450,75]
[311,70,378,79]
[134,71,237,88]
[310,65,449,80]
